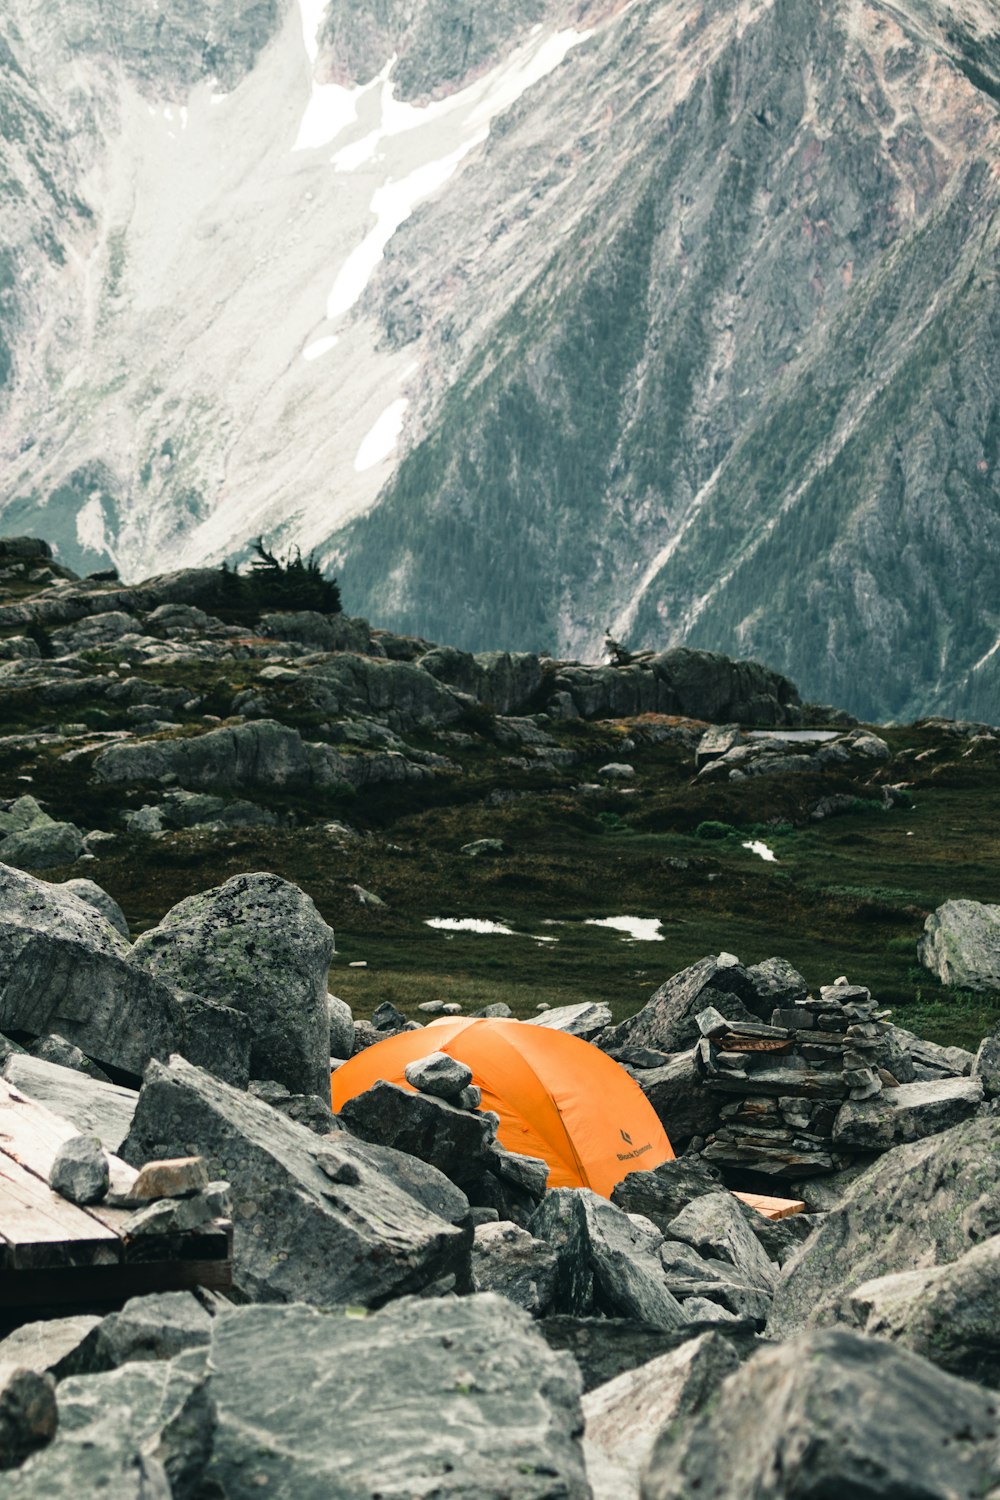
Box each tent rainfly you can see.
[330,1016,674,1198]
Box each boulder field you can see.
[3,859,1000,1497]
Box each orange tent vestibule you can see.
[330,1016,673,1199]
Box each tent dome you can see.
[330,1016,673,1198]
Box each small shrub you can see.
[695,820,737,840]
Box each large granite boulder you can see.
[129,872,333,1096]
[641,1328,1000,1500]
[121,1056,470,1307]
[847,1233,1000,1389]
[771,1116,1000,1334]
[918,899,1000,991]
[91,718,356,792]
[204,1295,589,1498]
[0,863,182,1077]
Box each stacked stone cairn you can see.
[696,980,897,1178]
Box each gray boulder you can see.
[832,1075,984,1151]
[0,864,240,1081]
[27,1034,110,1081]
[973,1028,1000,1098]
[2,1053,137,1151]
[771,1116,1000,1334]
[584,1333,738,1500]
[338,1079,498,1187]
[0,1317,103,1381]
[0,1364,58,1471]
[847,1233,1000,1388]
[326,994,354,1060]
[0,821,83,870]
[745,956,808,1009]
[601,955,761,1055]
[88,1293,213,1370]
[471,1221,559,1315]
[129,871,333,1096]
[530,1188,688,1330]
[121,1055,469,1307]
[204,1294,588,1498]
[48,1134,109,1205]
[92,717,429,792]
[665,1192,777,1292]
[641,1328,1000,1500]
[527,1002,613,1039]
[631,1048,721,1143]
[918,899,1000,991]
[4,1355,205,1497]
[58,879,130,939]
[611,1158,724,1230]
[403,1050,474,1100]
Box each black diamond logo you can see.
[620,1129,633,1145]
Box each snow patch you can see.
[355,398,408,470]
[76,494,108,556]
[426,918,516,935]
[585,917,665,942]
[327,140,483,318]
[742,840,777,862]
[302,334,339,361]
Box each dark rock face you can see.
[641,1328,1000,1500]
[530,1187,688,1331]
[0,1365,57,1471]
[771,1117,1000,1335]
[121,1056,470,1308]
[630,1047,721,1144]
[601,954,761,1056]
[611,1158,723,1230]
[2,1052,137,1151]
[319,0,552,101]
[129,872,333,1097]
[338,1079,498,1187]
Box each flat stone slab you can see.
[832,1076,983,1151]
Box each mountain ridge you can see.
[0,0,998,720]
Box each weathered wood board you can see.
[0,1077,231,1308]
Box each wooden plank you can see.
[732,1190,806,1221]
[0,1154,120,1270]
[0,1077,138,1234]
[0,1257,233,1309]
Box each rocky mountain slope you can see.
[0,0,998,713]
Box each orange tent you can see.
[330,1016,673,1198]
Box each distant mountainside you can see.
[0,0,998,721]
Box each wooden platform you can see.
[0,1078,231,1309]
[732,1190,806,1221]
